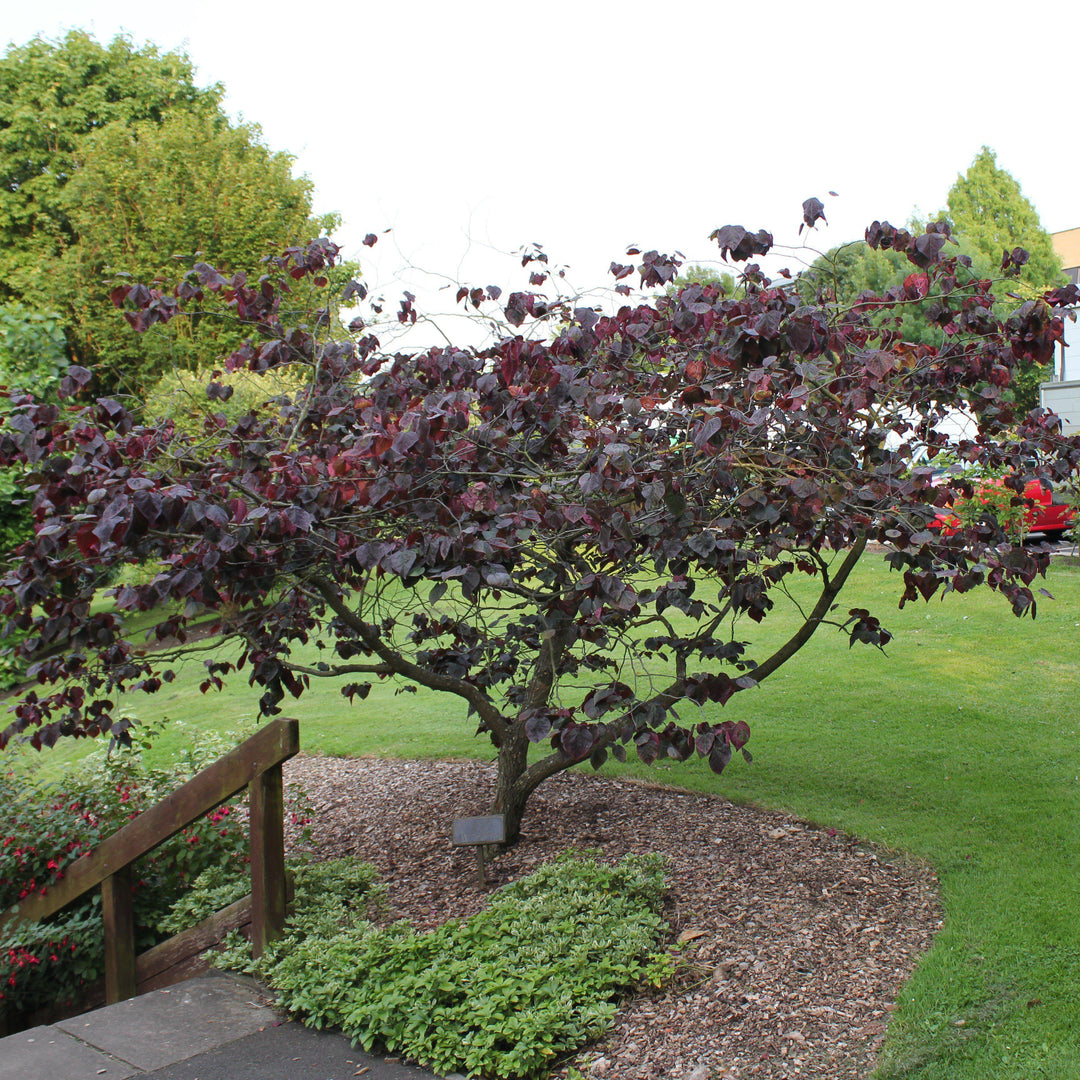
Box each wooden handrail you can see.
[0,718,299,1007]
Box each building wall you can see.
[1040,379,1080,434]
[1061,316,1080,382]
[1052,229,1080,379]
[1053,227,1080,281]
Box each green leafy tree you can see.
[802,150,1063,410]
[0,31,219,300]
[54,111,342,391]
[799,238,936,345]
[944,147,1064,407]
[668,264,740,298]
[0,303,69,685]
[0,31,343,393]
[0,304,69,554]
[0,304,69,400]
[945,146,1064,292]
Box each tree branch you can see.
[749,533,868,685]
[307,573,508,743]
[510,676,686,804]
[285,661,393,678]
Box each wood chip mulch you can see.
[282,755,941,1080]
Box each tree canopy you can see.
[0,31,341,393]
[0,31,219,298]
[3,216,1078,840]
[802,149,1064,409]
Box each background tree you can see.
[2,220,1077,842]
[798,239,933,342]
[945,146,1063,290]
[0,31,343,393]
[0,303,69,554]
[53,110,342,391]
[0,31,218,300]
[667,264,741,298]
[944,146,1065,408]
[0,303,70,687]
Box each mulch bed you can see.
[283,755,940,1080]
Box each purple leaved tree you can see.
[3,214,1078,841]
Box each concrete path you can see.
[0,974,440,1080]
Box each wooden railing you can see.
[0,718,299,1011]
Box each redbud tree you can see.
[3,202,1078,840]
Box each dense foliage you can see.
[0,30,218,294]
[0,31,344,393]
[223,852,669,1079]
[0,303,71,686]
[2,209,1079,838]
[0,303,70,550]
[803,149,1065,409]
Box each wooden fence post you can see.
[102,865,137,1004]
[249,762,286,959]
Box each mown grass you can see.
[626,556,1080,1079]
[5,552,1080,1077]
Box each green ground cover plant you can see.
[220,852,670,1079]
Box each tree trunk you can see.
[492,729,583,843]
[492,621,575,843]
[492,728,531,844]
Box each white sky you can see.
[5,1,1078,329]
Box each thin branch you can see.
[306,573,508,743]
[750,532,868,685]
[285,661,393,678]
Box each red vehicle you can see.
[932,474,1076,539]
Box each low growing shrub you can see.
[0,766,109,1014]
[0,719,308,1017]
[222,851,670,1079]
[155,863,253,938]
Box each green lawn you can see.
[6,552,1080,1077]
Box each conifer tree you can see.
[946,146,1064,293]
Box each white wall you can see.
[1060,325,1080,382]
[1040,380,1080,434]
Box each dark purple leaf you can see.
[801,197,827,232]
[561,723,594,760]
[635,731,661,765]
[708,739,732,774]
[524,711,552,742]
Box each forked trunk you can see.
[492,623,575,843]
[492,727,581,844]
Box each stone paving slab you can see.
[138,1019,440,1080]
[0,973,441,1080]
[53,974,280,1073]
[0,1023,139,1080]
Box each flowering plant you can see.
[0,720,257,1019]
